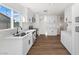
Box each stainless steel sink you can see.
[13,32,26,37]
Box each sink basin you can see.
[13,32,26,37]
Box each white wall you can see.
[57,16,62,35]
[22,7,36,31]
[33,14,61,35]
[39,15,46,35]
[38,15,44,35]
[33,14,40,28]
[37,15,59,36]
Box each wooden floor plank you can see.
[27,35,70,55]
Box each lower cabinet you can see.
[0,31,36,55]
[23,32,33,55]
[61,31,72,54]
[23,35,29,55]
[32,31,36,43]
[23,31,36,55]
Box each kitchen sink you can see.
[13,32,26,37]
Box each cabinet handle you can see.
[52,31,53,32]
[28,40,30,45]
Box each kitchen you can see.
[0,3,79,55]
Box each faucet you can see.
[19,26,22,30]
[16,26,22,34]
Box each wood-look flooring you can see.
[27,35,70,55]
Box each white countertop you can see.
[61,31,72,36]
[25,29,36,33]
[6,29,36,40]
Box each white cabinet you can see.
[61,32,66,47]
[61,6,72,54]
[0,30,36,55]
[23,32,33,54]
[32,31,36,43]
[62,4,79,55]
[0,38,23,55]
[0,29,36,55]
[23,35,29,55]
[64,6,72,32]
[23,30,36,55]
[23,32,34,55]
[27,33,33,49]
[61,31,72,54]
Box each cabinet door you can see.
[28,33,33,49]
[23,36,29,55]
[61,32,66,47]
[65,35,71,53]
[61,32,72,54]
[72,33,79,54]
[32,31,36,43]
[23,33,33,55]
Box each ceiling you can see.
[21,3,73,16]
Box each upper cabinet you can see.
[31,16,36,23]
[64,6,72,31]
[64,6,72,23]
[28,15,36,23]
[27,9,36,23]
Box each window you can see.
[13,11,21,27]
[0,5,21,30]
[0,5,11,17]
[0,5,11,29]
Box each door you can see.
[46,16,57,36]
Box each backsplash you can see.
[0,29,16,39]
